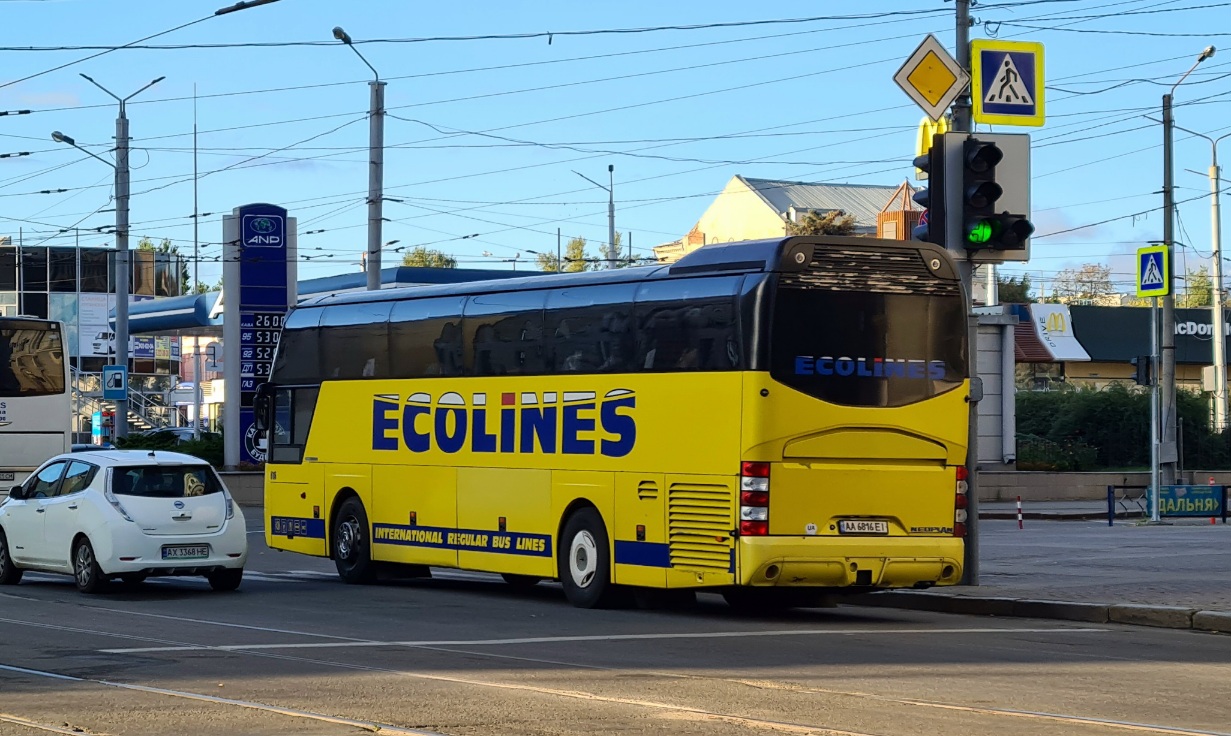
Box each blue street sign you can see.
[101,365,128,401]
[1137,244,1169,298]
[971,39,1045,127]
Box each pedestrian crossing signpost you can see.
[1137,244,1169,298]
[971,39,1045,127]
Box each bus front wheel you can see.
[558,508,622,609]
[333,497,377,584]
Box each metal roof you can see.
[738,176,919,229]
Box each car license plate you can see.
[839,520,889,534]
[0,472,14,482]
[161,545,210,560]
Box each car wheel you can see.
[73,538,110,594]
[501,573,542,589]
[0,530,23,586]
[557,507,624,609]
[333,497,376,584]
[206,568,243,592]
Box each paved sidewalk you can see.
[855,518,1231,633]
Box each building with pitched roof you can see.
[652,175,920,262]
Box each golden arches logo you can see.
[1044,312,1067,334]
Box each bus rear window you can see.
[770,281,966,407]
[0,322,65,397]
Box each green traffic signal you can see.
[967,220,994,244]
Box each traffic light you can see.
[960,137,1035,252]
[1131,355,1153,386]
[911,133,947,245]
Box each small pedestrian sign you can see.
[1137,245,1169,298]
[102,365,128,402]
[972,39,1045,127]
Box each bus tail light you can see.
[954,465,969,538]
[739,462,769,536]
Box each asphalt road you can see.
[2,514,1230,736]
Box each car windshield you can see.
[110,465,222,498]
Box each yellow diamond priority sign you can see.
[894,35,969,122]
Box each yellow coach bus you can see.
[257,235,970,609]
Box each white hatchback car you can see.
[0,450,247,593]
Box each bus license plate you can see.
[0,472,14,482]
[161,545,210,560]
[839,520,888,535]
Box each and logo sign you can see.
[242,214,284,247]
[101,365,128,401]
[1137,245,1169,298]
[894,35,969,122]
[371,389,637,458]
[971,39,1045,127]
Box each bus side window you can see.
[320,301,392,380]
[633,276,742,373]
[463,292,547,376]
[545,283,636,374]
[389,297,466,379]
[271,308,324,385]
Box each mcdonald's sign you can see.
[915,115,952,180]
[1044,311,1067,334]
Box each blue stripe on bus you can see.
[371,523,552,557]
[614,540,671,568]
[269,516,327,539]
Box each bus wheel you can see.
[558,508,621,608]
[333,497,377,584]
[501,573,542,589]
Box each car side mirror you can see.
[253,384,273,433]
[8,486,24,500]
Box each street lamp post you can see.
[333,26,385,292]
[1160,45,1216,494]
[1174,127,1231,428]
[51,74,162,439]
[573,166,616,269]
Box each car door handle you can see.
[36,508,45,513]
[68,505,78,510]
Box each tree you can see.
[401,247,457,268]
[536,237,591,273]
[1180,265,1213,307]
[785,209,856,237]
[997,274,1033,303]
[1050,264,1115,305]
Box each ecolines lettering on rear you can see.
[794,355,947,380]
[371,389,636,457]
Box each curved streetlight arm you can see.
[51,132,115,169]
[573,170,609,192]
[333,28,379,80]
[1171,46,1215,96]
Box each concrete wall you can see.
[981,470,1231,502]
[219,471,263,507]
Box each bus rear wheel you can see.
[558,508,622,609]
[333,497,377,584]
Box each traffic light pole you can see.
[952,0,979,585]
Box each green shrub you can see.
[115,431,224,467]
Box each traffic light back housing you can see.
[911,133,946,246]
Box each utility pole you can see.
[1213,136,1228,428]
[333,26,385,291]
[1161,47,1216,484]
[953,0,980,584]
[608,164,616,269]
[192,85,204,440]
[55,74,164,439]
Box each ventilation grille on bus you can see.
[668,482,733,571]
[783,246,959,296]
[637,480,659,501]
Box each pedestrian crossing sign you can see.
[1137,244,1169,298]
[972,39,1045,127]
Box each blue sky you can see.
[0,0,1228,297]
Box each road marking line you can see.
[78,604,369,643]
[0,713,104,735]
[0,663,440,735]
[99,626,1109,654]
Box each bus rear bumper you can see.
[736,536,963,589]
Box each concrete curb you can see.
[979,512,1140,522]
[847,591,1231,634]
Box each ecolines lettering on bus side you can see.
[793,356,947,380]
[370,389,636,457]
